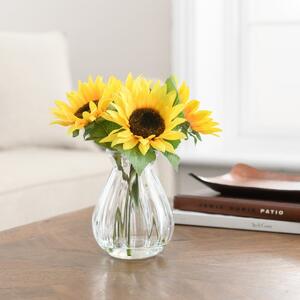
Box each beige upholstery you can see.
[0,147,107,194]
[0,31,92,150]
[0,147,111,231]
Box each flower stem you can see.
[125,165,139,256]
[127,205,131,246]
[112,154,139,257]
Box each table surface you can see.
[1,208,300,300]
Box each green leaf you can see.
[167,139,181,151]
[84,118,120,141]
[163,151,180,171]
[165,75,185,121]
[131,171,139,207]
[165,75,180,105]
[193,130,202,141]
[188,129,202,144]
[72,129,79,137]
[166,75,177,93]
[181,122,190,136]
[119,146,156,175]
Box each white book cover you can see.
[174,209,300,235]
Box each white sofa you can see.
[0,32,175,231]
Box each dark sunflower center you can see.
[129,108,165,138]
[75,100,99,118]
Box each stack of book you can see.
[173,165,300,234]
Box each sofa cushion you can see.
[0,32,81,149]
[0,147,110,195]
[0,148,111,231]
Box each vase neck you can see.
[108,151,132,173]
[108,150,153,175]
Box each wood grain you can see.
[0,208,300,300]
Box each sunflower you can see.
[178,82,221,136]
[99,74,186,155]
[51,76,121,133]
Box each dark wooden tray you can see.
[190,164,300,201]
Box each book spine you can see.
[174,195,300,222]
[173,209,300,235]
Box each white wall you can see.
[0,0,171,85]
[174,0,300,172]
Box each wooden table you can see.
[1,208,300,300]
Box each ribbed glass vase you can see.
[92,152,174,260]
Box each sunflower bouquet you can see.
[51,73,220,259]
[52,73,220,174]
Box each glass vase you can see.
[92,151,174,260]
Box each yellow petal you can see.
[138,142,150,155]
[82,111,90,121]
[185,100,200,114]
[102,111,128,128]
[89,101,97,113]
[178,81,190,104]
[148,134,156,140]
[166,90,177,107]
[126,73,134,90]
[67,93,82,108]
[169,117,186,130]
[170,104,184,120]
[150,139,166,152]
[51,109,69,121]
[111,138,128,147]
[99,130,120,143]
[160,131,185,140]
[51,120,70,126]
[163,140,175,153]
[123,138,139,150]
[139,138,149,146]
[117,130,133,138]
[55,100,71,111]
[79,82,93,100]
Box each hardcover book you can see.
[173,209,300,235]
[174,194,300,222]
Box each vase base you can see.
[106,246,164,260]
